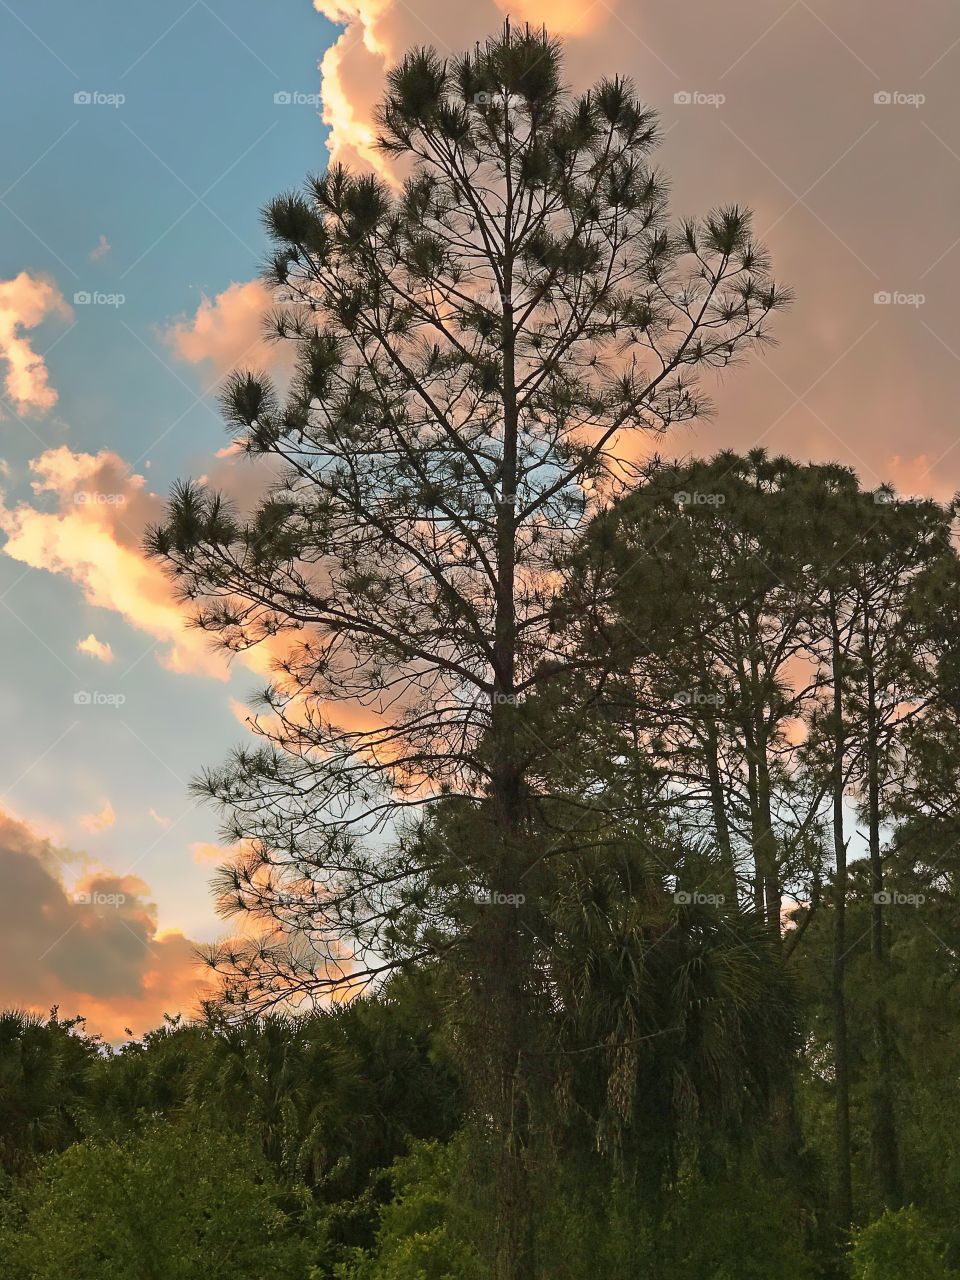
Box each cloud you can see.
[885,454,955,503]
[148,807,171,829]
[0,447,233,680]
[76,633,114,663]
[310,0,617,176]
[0,272,71,414]
[0,445,291,683]
[0,809,211,1040]
[300,2,960,499]
[80,801,116,833]
[190,839,233,864]
[489,0,612,36]
[164,279,293,378]
[88,235,111,263]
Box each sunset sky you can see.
[2,0,958,1037]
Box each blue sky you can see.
[0,1,339,947]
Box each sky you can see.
[2,0,959,1038]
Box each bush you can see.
[335,1139,486,1280]
[10,1119,313,1280]
[850,1206,956,1280]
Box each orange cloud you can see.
[490,0,612,36]
[80,801,116,833]
[0,272,71,413]
[296,3,960,504]
[0,810,211,1041]
[77,633,114,663]
[0,447,233,680]
[164,279,293,377]
[0,446,293,683]
[885,454,955,504]
[310,0,618,176]
[189,840,228,864]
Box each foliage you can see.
[850,1207,957,1280]
[6,1121,313,1280]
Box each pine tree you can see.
[148,25,787,1277]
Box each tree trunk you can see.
[487,230,534,1280]
[829,597,854,1231]
[703,715,738,905]
[863,618,902,1209]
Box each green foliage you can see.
[658,1160,816,1280]
[334,1133,823,1280]
[0,1009,101,1174]
[850,1207,957,1280]
[8,1120,312,1280]
[336,1139,487,1280]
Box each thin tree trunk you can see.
[829,596,854,1230]
[863,617,902,1209]
[703,716,738,904]
[756,745,782,943]
[487,207,534,1280]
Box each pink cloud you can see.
[0,272,71,414]
[0,447,234,680]
[0,445,293,682]
[163,279,293,377]
[300,3,960,499]
[79,801,116,833]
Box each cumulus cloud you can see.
[0,447,233,680]
[0,445,290,682]
[164,279,294,378]
[0,272,71,414]
[76,633,114,663]
[148,807,171,829]
[0,810,210,1040]
[300,1,960,494]
[80,801,116,833]
[310,0,617,177]
[88,235,111,263]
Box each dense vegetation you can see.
[6,451,960,1278]
[4,24,958,1280]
